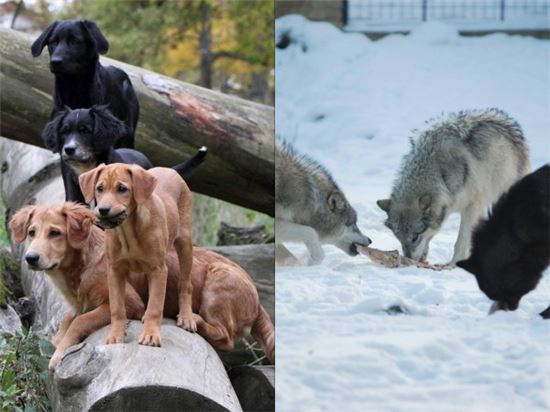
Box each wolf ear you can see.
[456,258,476,274]
[376,199,391,213]
[90,105,128,151]
[31,21,59,57]
[130,166,157,205]
[79,164,105,204]
[328,191,346,212]
[80,20,109,54]
[63,203,95,249]
[9,205,36,244]
[419,194,432,212]
[41,110,67,153]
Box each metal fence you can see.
[345,0,550,27]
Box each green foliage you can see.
[0,329,54,412]
[0,195,9,247]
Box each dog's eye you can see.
[96,185,104,193]
[117,185,128,193]
[78,126,88,133]
[60,127,69,135]
[28,229,36,238]
[49,230,61,238]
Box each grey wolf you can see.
[79,163,194,346]
[31,19,138,149]
[377,109,530,266]
[457,165,549,319]
[276,141,371,265]
[41,105,207,203]
[9,202,274,368]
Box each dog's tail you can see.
[251,304,275,363]
[173,146,208,180]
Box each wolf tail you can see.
[251,304,275,363]
[173,146,208,180]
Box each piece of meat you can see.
[358,246,443,271]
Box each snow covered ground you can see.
[275,16,550,412]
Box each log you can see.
[228,366,275,412]
[0,138,274,410]
[0,27,274,215]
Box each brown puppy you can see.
[79,163,194,346]
[8,203,145,368]
[10,202,275,368]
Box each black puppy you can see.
[457,165,550,319]
[31,20,138,149]
[43,105,207,203]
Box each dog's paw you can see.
[138,326,162,347]
[49,350,63,370]
[105,332,125,345]
[177,313,198,332]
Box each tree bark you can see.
[0,27,274,216]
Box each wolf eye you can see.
[412,233,420,243]
[49,230,61,238]
[96,185,104,193]
[117,185,128,193]
[28,229,36,237]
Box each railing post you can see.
[500,0,505,21]
[422,0,428,22]
[342,0,348,27]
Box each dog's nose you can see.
[25,252,40,266]
[64,145,76,155]
[50,58,63,70]
[98,206,111,216]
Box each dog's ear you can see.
[31,21,59,57]
[41,110,67,153]
[456,257,476,274]
[90,105,128,150]
[79,164,106,204]
[328,191,346,212]
[63,202,95,249]
[9,205,37,244]
[376,199,391,213]
[130,166,157,205]
[80,20,109,54]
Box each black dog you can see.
[457,165,550,319]
[31,20,138,150]
[43,105,207,203]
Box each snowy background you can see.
[275,15,550,412]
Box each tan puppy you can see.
[10,202,275,367]
[79,163,194,346]
[8,203,145,368]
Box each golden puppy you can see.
[10,202,275,367]
[79,163,194,346]
[8,203,145,368]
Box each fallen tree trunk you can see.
[0,138,274,410]
[0,27,274,215]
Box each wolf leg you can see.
[451,204,485,266]
[276,220,324,264]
